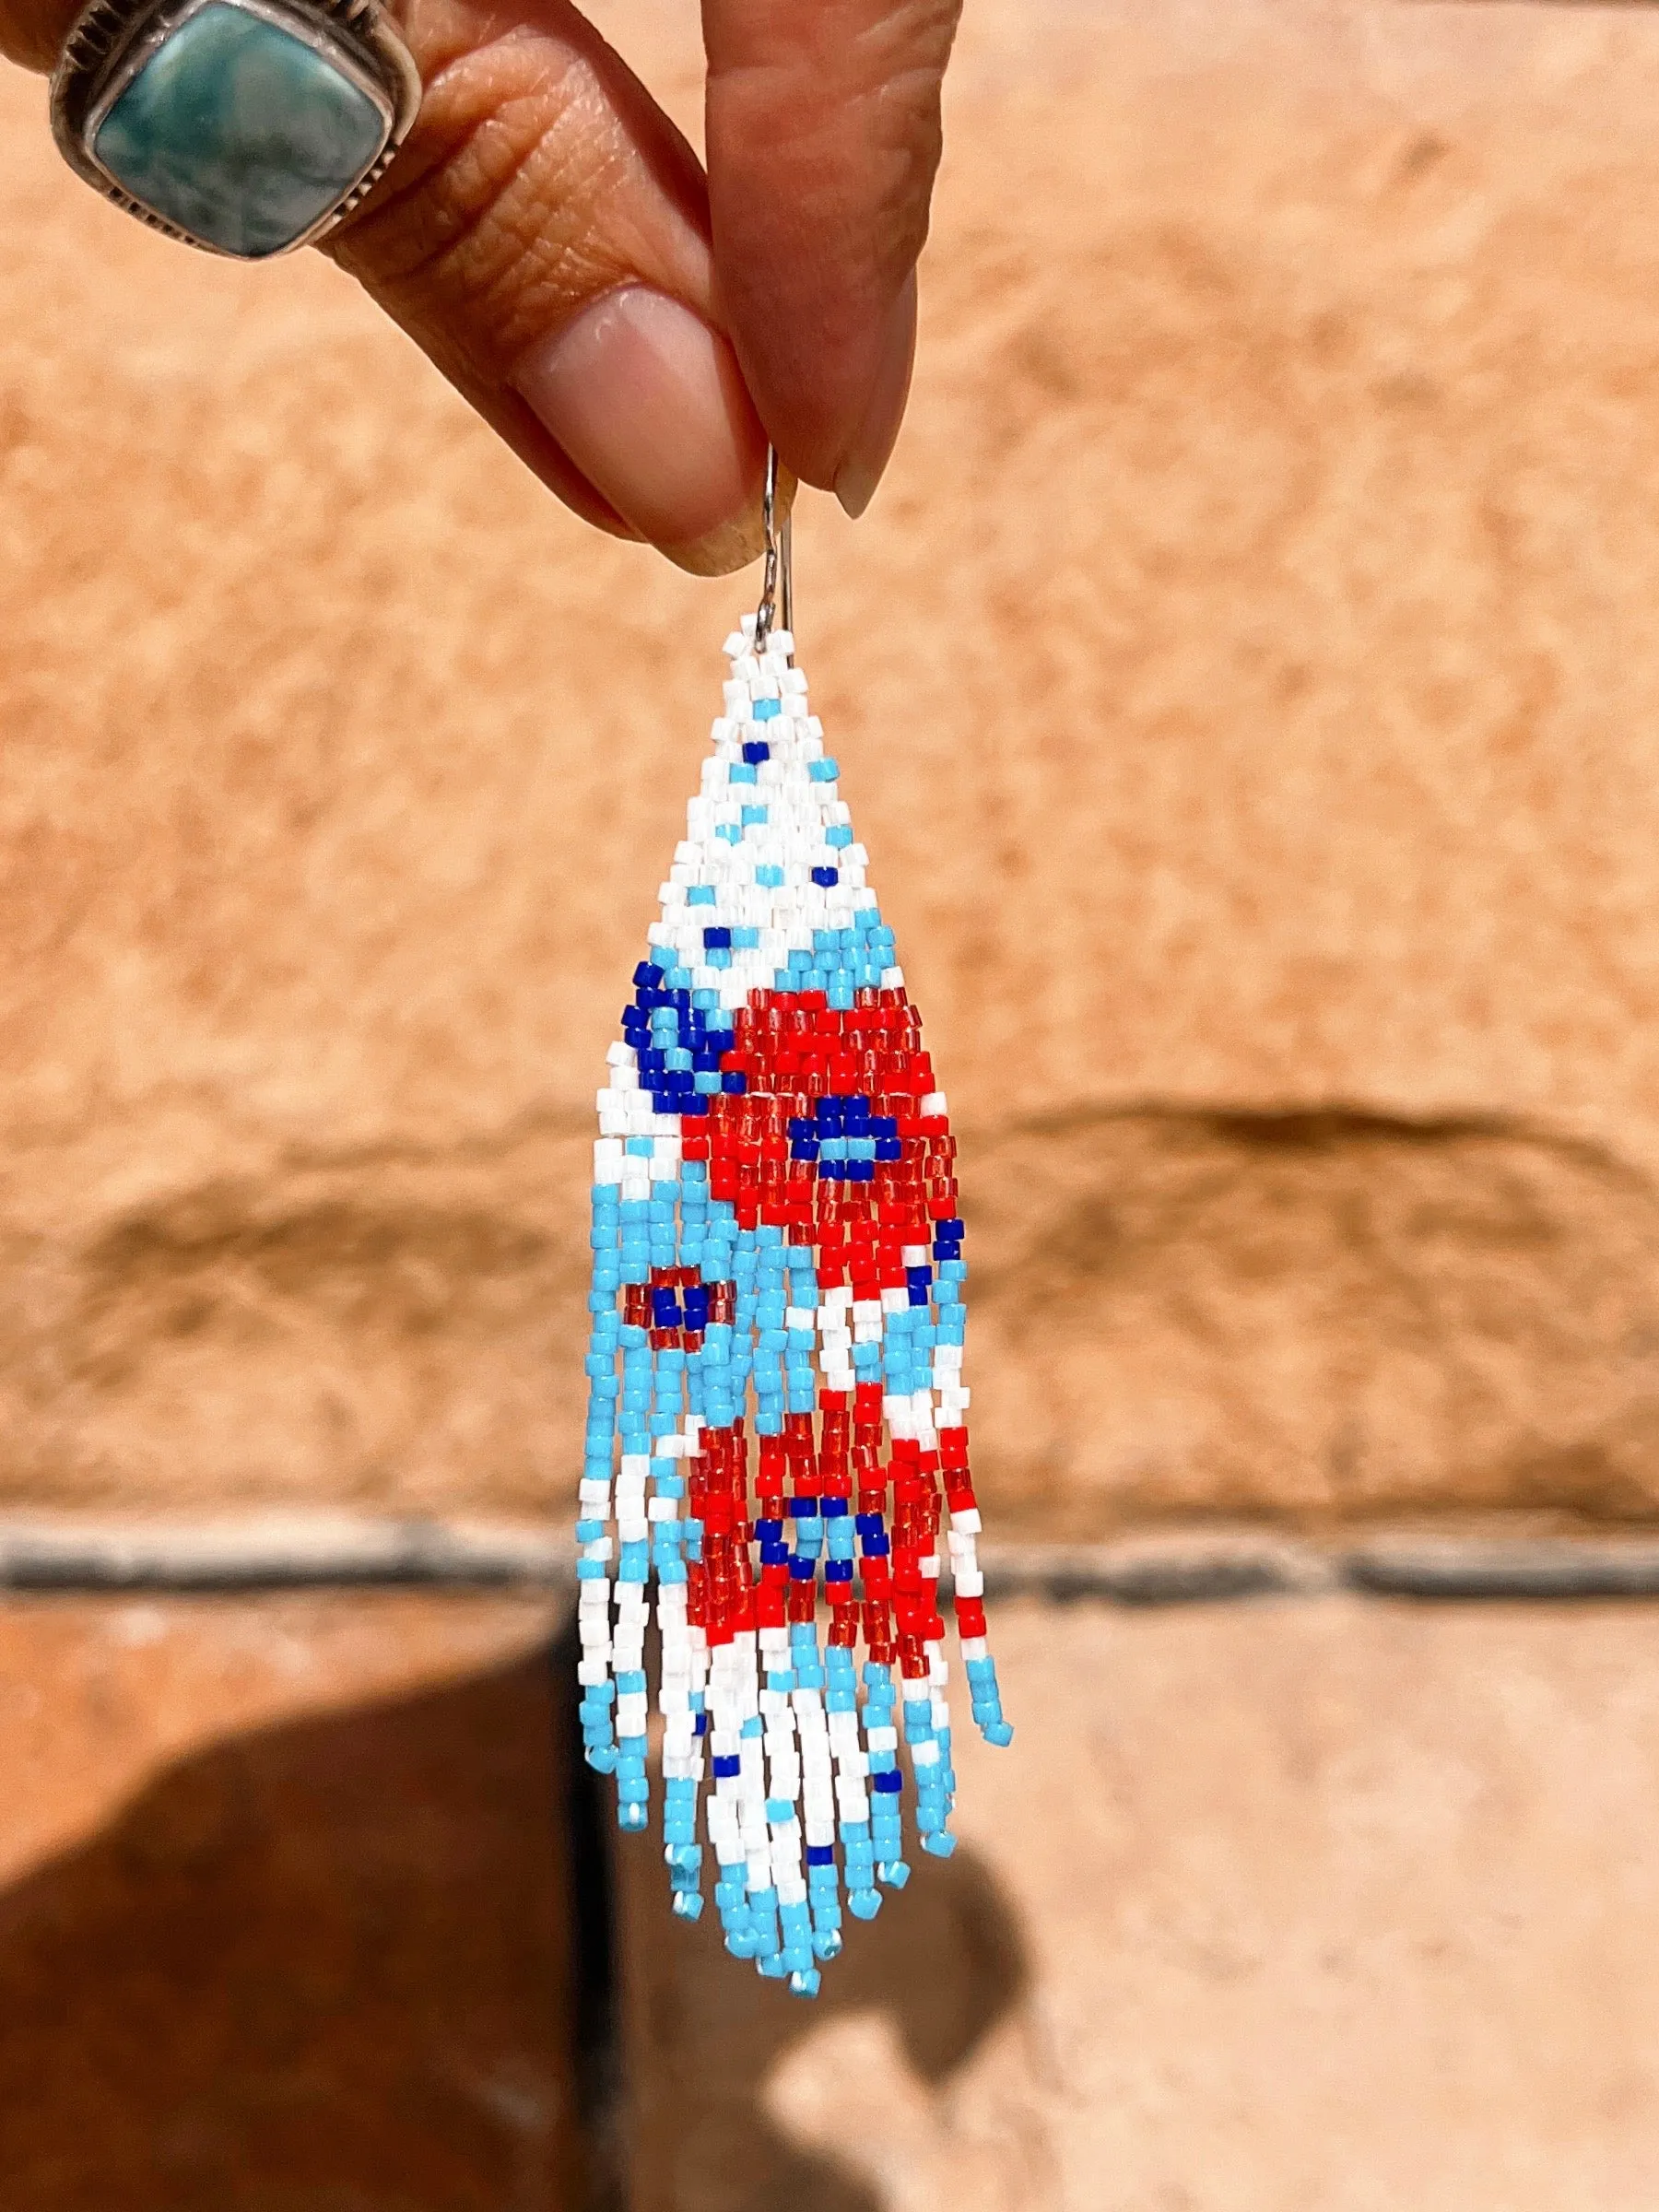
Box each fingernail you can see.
[834,269,918,521]
[512,286,768,574]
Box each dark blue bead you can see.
[712,1754,741,1778]
[855,1513,884,1537]
[788,1497,820,1517]
[722,1072,747,1093]
[821,1497,848,1517]
[634,961,665,988]
[788,1558,817,1582]
[876,1139,903,1161]
[754,1519,783,1541]
[938,1218,965,1238]
[849,1159,875,1182]
[811,867,839,888]
[742,740,771,764]
[806,1844,836,1867]
[873,1770,903,1794]
[861,1533,890,1557]
[702,925,732,949]
[694,1712,708,1736]
[825,1560,853,1583]
[683,1093,711,1117]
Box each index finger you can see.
[701,0,959,514]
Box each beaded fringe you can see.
[574,617,1011,1997]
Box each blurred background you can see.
[4,0,1659,2201]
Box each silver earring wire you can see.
[753,448,793,655]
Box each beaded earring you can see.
[573,462,1011,1997]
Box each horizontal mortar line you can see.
[0,1514,1658,1602]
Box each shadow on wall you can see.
[0,1648,583,2211]
[617,1813,1030,2212]
[0,1618,1031,2212]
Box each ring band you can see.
[50,0,420,260]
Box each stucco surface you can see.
[3,0,1659,1524]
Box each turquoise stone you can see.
[93,1,388,258]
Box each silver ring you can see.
[50,0,420,260]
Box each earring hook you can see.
[753,448,793,655]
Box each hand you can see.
[1,0,960,573]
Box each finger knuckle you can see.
[329,37,627,370]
